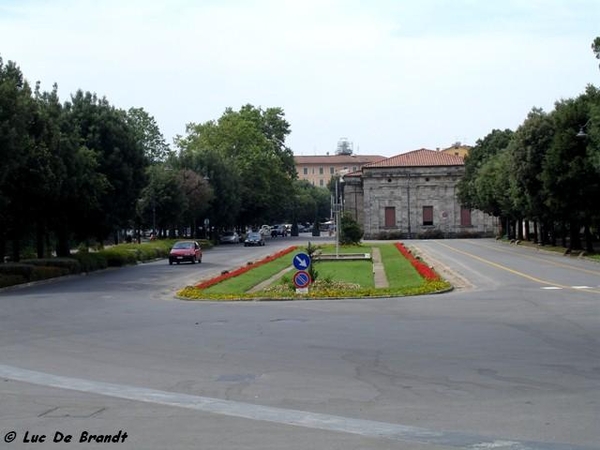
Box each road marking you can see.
[459,240,600,276]
[541,287,562,290]
[434,242,600,295]
[0,364,594,450]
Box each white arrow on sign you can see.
[294,255,309,268]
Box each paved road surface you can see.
[0,237,598,449]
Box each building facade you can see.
[294,154,384,187]
[342,149,498,239]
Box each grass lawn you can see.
[178,243,451,300]
[310,260,375,287]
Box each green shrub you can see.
[97,247,138,267]
[0,263,35,280]
[21,258,82,274]
[340,213,363,245]
[376,230,406,240]
[0,274,27,288]
[30,266,70,281]
[417,229,445,239]
[74,252,108,272]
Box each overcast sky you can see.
[1,0,599,157]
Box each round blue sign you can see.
[292,252,311,271]
[293,270,311,288]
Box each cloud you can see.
[1,0,598,156]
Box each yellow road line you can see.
[433,241,600,295]
[464,240,600,276]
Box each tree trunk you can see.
[584,223,594,253]
[11,234,20,262]
[36,219,45,259]
[569,220,581,250]
[55,221,71,257]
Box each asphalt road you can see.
[0,237,598,450]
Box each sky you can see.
[1,0,599,158]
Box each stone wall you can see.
[343,166,499,239]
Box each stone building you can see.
[342,149,498,239]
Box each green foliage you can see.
[0,274,27,288]
[340,213,363,244]
[30,266,70,281]
[176,104,295,227]
[73,252,108,272]
[0,262,68,284]
[21,257,82,274]
[305,241,321,282]
[0,263,34,279]
[593,37,600,70]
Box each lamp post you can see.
[335,170,349,258]
[576,118,592,138]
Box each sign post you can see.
[292,253,312,294]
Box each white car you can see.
[259,225,271,237]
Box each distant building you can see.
[294,154,384,187]
[440,142,471,159]
[343,148,498,238]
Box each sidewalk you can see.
[371,247,389,288]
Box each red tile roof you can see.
[364,148,465,168]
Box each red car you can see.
[168,240,202,265]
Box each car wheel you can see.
[192,256,196,264]
[169,260,173,265]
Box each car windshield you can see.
[173,242,193,249]
[247,233,260,239]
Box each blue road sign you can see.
[293,252,311,270]
[293,270,311,288]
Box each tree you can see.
[0,57,36,260]
[457,129,514,210]
[138,165,186,237]
[593,37,600,70]
[542,87,600,250]
[176,105,296,229]
[63,91,148,244]
[506,108,554,242]
[127,107,172,164]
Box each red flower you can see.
[394,242,440,281]
[195,246,298,289]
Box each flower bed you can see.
[394,242,440,281]
[194,246,298,289]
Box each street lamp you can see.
[576,118,592,138]
[335,169,349,258]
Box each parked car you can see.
[169,240,202,265]
[270,224,288,237]
[219,231,240,244]
[259,225,271,237]
[244,232,265,246]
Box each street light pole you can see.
[335,176,340,259]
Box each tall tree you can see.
[0,57,35,260]
[127,107,172,164]
[457,128,514,209]
[592,37,600,70]
[177,105,296,229]
[63,91,148,243]
[506,108,554,242]
[541,87,600,250]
